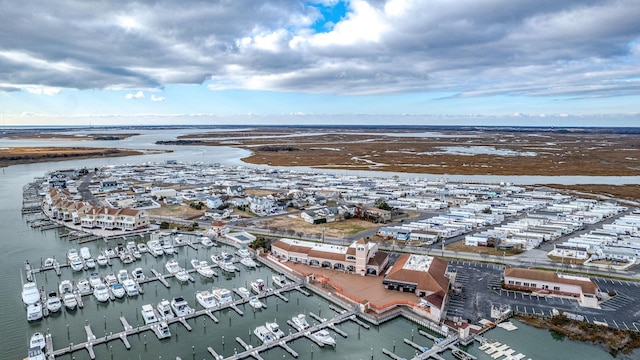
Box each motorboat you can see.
[137,243,148,253]
[75,278,92,295]
[58,279,73,295]
[29,332,46,350]
[93,283,110,302]
[195,290,218,309]
[165,259,181,274]
[251,279,266,294]
[104,248,116,257]
[96,255,108,266]
[25,346,46,360]
[79,247,92,260]
[110,283,126,298]
[210,253,223,266]
[46,291,62,313]
[67,248,79,262]
[237,287,251,298]
[155,321,171,339]
[62,293,78,311]
[240,257,257,268]
[22,282,40,305]
[132,250,142,259]
[272,274,289,288]
[43,257,59,269]
[141,304,158,324]
[173,234,186,245]
[200,236,215,247]
[117,269,130,283]
[103,273,118,286]
[253,325,276,344]
[212,288,233,305]
[119,251,135,264]
[265,321,285,339]
[162,241,175,255]
[174,269,190,282]
[191,260,216,278]
[27,302,43,321]
[69,258,84,272]
[147,240,164,256]
[122,279,139,296]
[126,241,137,252]
[89,272,103,289]
[220,260,238,273]
[291,314,310,331]
[132,268,146,282]
[311,330,336,346]
[84,258,96,269]
[156,299,174,320]
[248,296,263,309]
[236,247,251,258]
[170,297,194,317]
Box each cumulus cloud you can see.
[0,0,638,99]
[150,94,165,102]
[125,91,145,99]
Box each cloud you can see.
[0,0,638,100]
[150,94,165,102]
[125,90,145,99]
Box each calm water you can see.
[1,129,636,359]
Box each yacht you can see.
[132,250,142,259]
[162,241,175,255]
[191,259,216,278]
[89,272,103,289]
[141,304,158,325]
[272,274,289,288]
[291,314,310,331]
[236,247,251,258]
[117,269,130,283]
[200,236,215,247]
[75,278,92,295]
[265,321,285,339]
[165,259,181,274]
[251,279,266,294]
[240,257,257,268]
[104,248,116,257]
[122,279,139,296]
[132,268,146,282]
[46,291,62,313]
[170,297,194,317]
[62,293,78,311]
[96,254,108,266]
[248,296,263,309]
[126,241,137,252]
[156,299,174,320]
[311,330,336,346]
[110,283,126,299]
[220,260,238,273]
[147,240,164,256]
[25,347,46,360]
[103,273,118,286]
[84,257,96,269]
[155,321,171,339]
[137,243,148,253]
[22,282,40,305]
[79,247,92,260]
[174,269,190,282]
[43,257,59,269]
[195,290,218,309]
[93,283,110,302]
[237,287,251,298]
[210,253,223,266]
[27,302,43,321]
[29,332,46,350]
[69,258,84,272]
[59,279,73,295]
[212,288,233,305]
[174,234,186,245]
[253,325,276,344]
[67,248,79,262]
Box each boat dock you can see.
[308,312,348,338]
[148,268,171,288]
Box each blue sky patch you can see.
[309,0,348,33]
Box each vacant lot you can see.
[258,215,380,238]
[446,241,525,257]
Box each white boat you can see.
[240,257,257,268]
[132,268,146,282]
[104,248,116,257]
[210,253,223,266]
[96,255,108,266]
[155,321,171,339]
[137,243,148,253]
[25,346,46,360]
[237,287,251,298]
[248,296,263,309]
[293,314,310,331]
[175,269,190,282]
[174,234,186,245]
[251,279,266,294]
[311,330,336,346]
[272,274,289,288]
[191,260,216,278]
[253,325,276,344]
[212,288,233,305]
[85,257,96,269]
[265,321,285,339]
[236,247,251,258]
[117,269,130,283]
[43,257,59,268]
[67,248,79,262]
[147,240,164,256]
[27,302,43,321]
[200,236,215,247]
[75,278,92,295]
[59,280,73,295]
[29,332,46,350]
[89,272,103,288]
[141,304,158,324]
[133,250,142,259]
[156,299,174,320]
[69,258,84,272]
[220,260,238,273]
[195,290,218,309]
[162,242,175,255]
[126,241,137,251]
[62,293,78,311]
[22,282,40,305]
[122,279,139,296]
[170,297,194,317]
[79,247,92,260]
[46,291,62,313]
[93,283,110,302]
[110,283,126,298]
[103,273,118,286]
[165,259,181,274]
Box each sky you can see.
[1,0,640,127]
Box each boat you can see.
[117,269,130,283]
[110,283,126,298]
[69,258,84,272]
[291,314,310,331]
[195,290,218,309]
[43,257,59,268]
[212,288,233,305]
[174,269,190,282]
[155,321,171,339]
[62,293,78,311]
[132,250,142,259]
[59,280,73,295]
[162,241,175,255]
[27,302,43,321]
[191,260,216,278]
[25,346,46,360]
[237,287,251,298]
[122,279,139,296]
[84,257,96,269]
[93,283,110,302]
[236,247,251,258]
[272,274,289,288]
[104,248,116,257]
[240,257,257,268]
[251,279,266,294]
[141,304,158,324]
[137,243,148,253]
[88,272,102,288]
[75,278,91,295]
[96,255,108,266]
[103,273,118,286]
[170,297,194,317]
[29,332,46,350]
[311,330,336,346]
[79,247,91,260]
[210,253,223,266]
[265,321,285,339]
[253,325,276,344]
[221,260,239,273]
[46,291,62,313]
[156,299,174,320]
[126,241,137,252]
[67,248,79,262]
[249,296,263,309]
[147,240,163,256]
[132,268,146,282]
[165,259,181,274]
[200,236,215,247]
[173,234,185,245]
[22,282,40,305]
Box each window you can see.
[508,280,514,285]
[523,282,530,287]
[515,281,521,286]
[530,283,536,288]
[553,286,560,291]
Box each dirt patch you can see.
[445,241,525,257]
[258,215,381,238]
[148,203,204,219]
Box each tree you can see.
[159,221,170,229]
[374,198,392,211]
